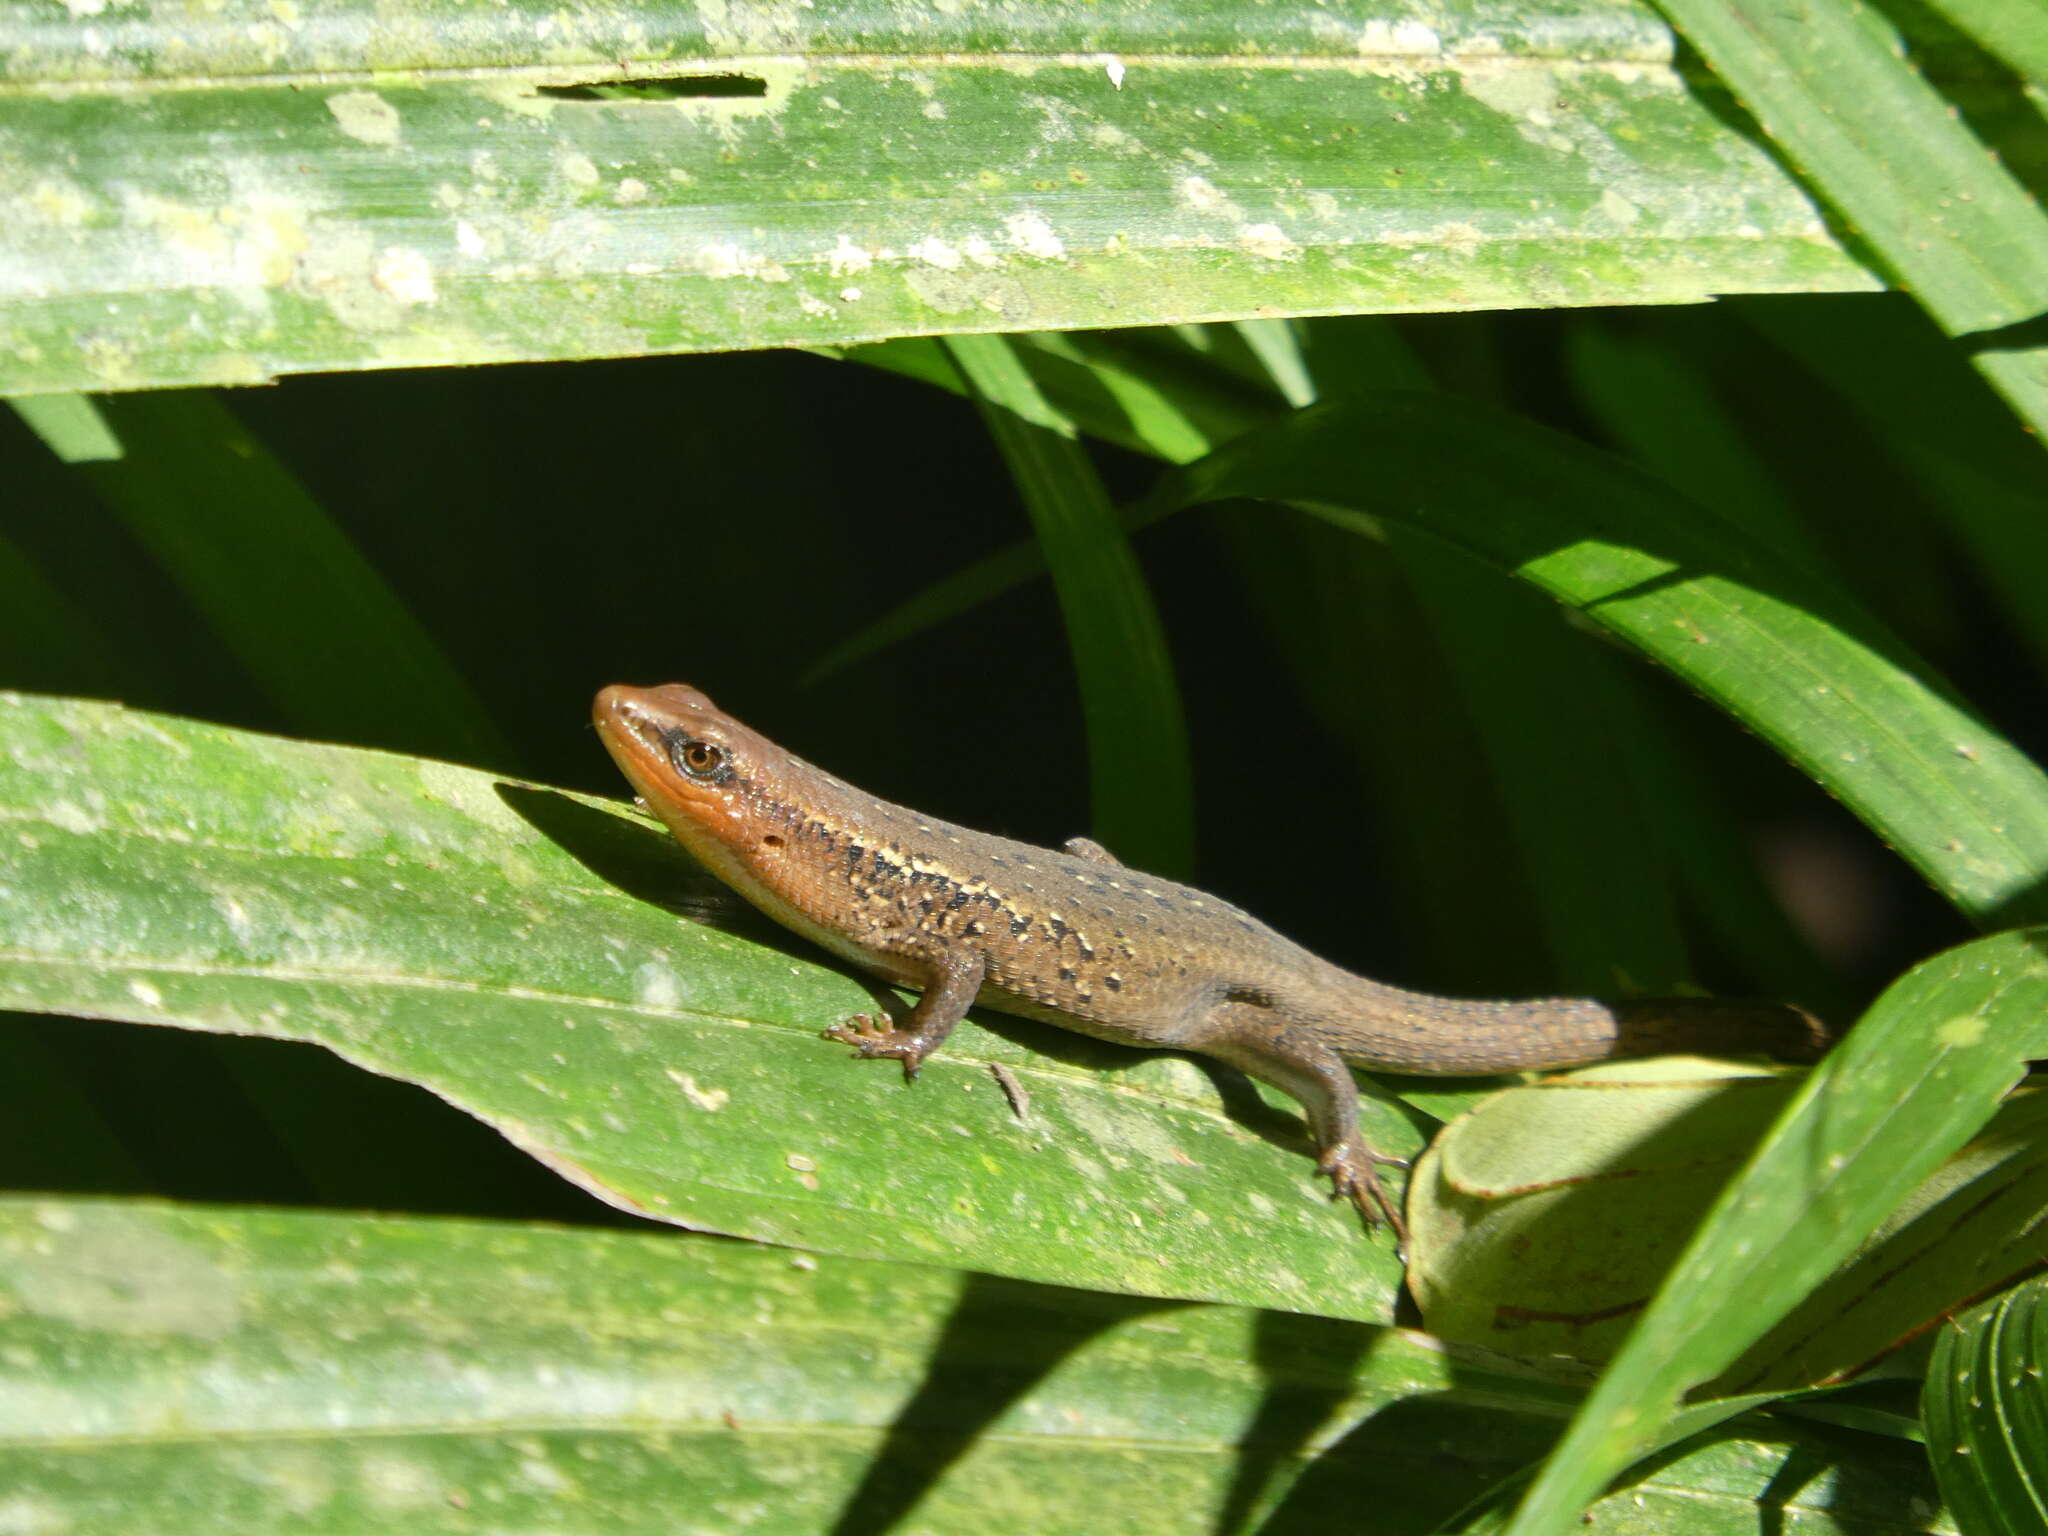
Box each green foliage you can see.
[1926,1275,2048,1535]
[3,0,2047,1529]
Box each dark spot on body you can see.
[1009,915,1031,936]
[946,887,972,910]
[1104,975,1123,991]
[761,834,783,847]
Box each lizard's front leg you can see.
[826,948,987,1081]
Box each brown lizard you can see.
[593,682,1829,1241]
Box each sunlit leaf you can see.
[0,0,1898,394]
[0,692,1412,1320]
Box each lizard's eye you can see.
[668,736,728,781]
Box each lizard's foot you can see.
[1319,1139,1410,1252]
[824,1014,931,1081]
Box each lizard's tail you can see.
[1316,983,1831,1077]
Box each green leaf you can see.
[0,692,1411,1319]
[1390,535,1690,993]
[0,1197,1949,1535]
[1734,296,2048,683]
[9,395,121,462]
[944,334,1194,876]
[1647,0,2048,437]
[80,392,515,770]
[1925,0,2048,81]
[0,529,127,701]
[804,324,1281,689]
[1172,393,2048,927]
[1926,1275,2048,1536]
[1413,1062,2048,1391]
[1500,928,2048,1535]
[0,0,1903,395]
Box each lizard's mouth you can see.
[595,685,708,801]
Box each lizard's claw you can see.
[824,1014,928,1081]
[1319,1139,1410,1253]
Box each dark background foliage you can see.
[1,296,1994,1227]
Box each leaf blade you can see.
[1174,393,2048,927]
[944,334,1194,876]
[0,0,1900,394]
[0,692,1405,1319]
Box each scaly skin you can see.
[593,683,1830,1243]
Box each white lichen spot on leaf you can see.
[29,177,94,227]
[634,962,682,1009]
[372,248,438,306]
[357,1451,443,1513]
[327,91,402,147]
[1175,175,1241,219]
[1004,212,1063,259]
[910,236,963,271]
[666,1069,731,1112]
[1238,223,1301,261]
[10,1210,241,1338]
[555,148,601,191]
[826,235,873,277]
[1598,187,1642,227]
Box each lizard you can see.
[593,682,1830,1242]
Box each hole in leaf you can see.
[536,75,769,102]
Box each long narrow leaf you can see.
[0,1197,1945,1535]
[84,393,514,769]
[1172,393,2048,927]
[944,334,1193,876]
[0,0,1901,394]
[1925,1276,2048,1535]
[1651,0,2048,438]
[1500,929,2048,1533]
[0,693,1406,1318]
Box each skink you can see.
[594,683,1828,1240]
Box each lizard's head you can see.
[592,683,796,868]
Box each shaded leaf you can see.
[1172,393,2048,927]
[1500,929,2048,1534]
[1648,0,2048,437]
[945,334,1193,876]
[1926,1274,2048,1536]
[0,1197,1952,1535]
[1414,1062,2048,1392]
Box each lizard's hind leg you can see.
[1193,1002,1410,1245]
